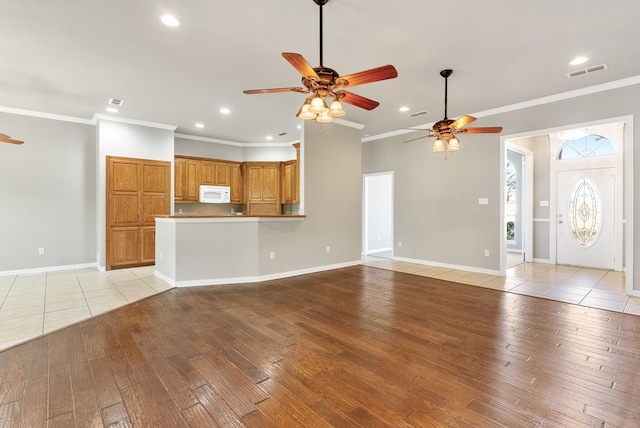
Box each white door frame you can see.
[505,143,534,266]
[500,115,634,295]
[362,171,394,257]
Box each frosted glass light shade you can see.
[308,96,327,114]
[298,104,316,120]
[447,137,460,151]
[328,100,345,117]
[432,139,445,153]
[316,111,334,123]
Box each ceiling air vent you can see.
[567,64,608,79]
[408,110,430,118]
[108,98,125,106]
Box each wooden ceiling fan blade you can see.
[338,65,398,88]
[402,135,430,144]
[243,87,308,94]
[0,133,24,144]
[462,127,503,134]
[282,52,319,79]
[450,115,476,129]
[337,91,380,110]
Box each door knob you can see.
[558,220,563,224]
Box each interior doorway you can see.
[505,145,533,268]
[363,172,394,258]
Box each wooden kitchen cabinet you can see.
[281,142,300,204]
[174,156,199,202]
[230,163,243,203]
[176,156,241,202]
[245,162,280,215]
[106,156,171,270]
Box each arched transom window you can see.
[558,134,616,160]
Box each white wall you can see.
[0,112,95,272]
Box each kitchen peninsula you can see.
[154,214,305,286]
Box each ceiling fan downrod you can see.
[440,69,453,120]
[313,0,330,67]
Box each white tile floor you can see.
[362,255,640,316]
[0,266,173,351]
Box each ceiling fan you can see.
[243,0,398,123]
[406,69,502,152]
[0,133,24,145]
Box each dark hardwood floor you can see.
[1,265,639,427]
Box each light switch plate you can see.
[478,198,489,205]
[540,200,549,207]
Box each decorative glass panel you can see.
[505,161,516,240]
[568,177,601,247]
[558,134,616,159]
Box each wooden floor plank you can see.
[0,265,639,426]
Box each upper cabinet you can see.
[175,156,242,203]
[174,145,299,209]
[281,142,300,204]
[174,157,199,202]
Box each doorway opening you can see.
[363,172,394,259]
[501,116,633,295]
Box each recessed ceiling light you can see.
[219,107,230,114]
[266,136,273,140]
[399,106,410,112]
[195,123,204,128]
[570,56,588,66]
[297,125,302,129]
[161,14,180,27]
[106,107,118,113]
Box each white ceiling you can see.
[2,0,640,144]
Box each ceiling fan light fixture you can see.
[432,139,446,153]
[308,96,327,114]
[316,110,334,123]
[328,100,345,117]
[298,104,317,120]
[446,137,461,152]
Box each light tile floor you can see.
[362,255,640,316]
[0,266,173,351]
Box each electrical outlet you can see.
[398,241,403,248]
[484,249,490,257]
[38,248,45,255]
[270,252,275,260]
[326,246,331,253]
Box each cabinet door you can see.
[200,160,215,185]
[247,166,264,201]
[184,159,199,201]
[214,162,231,186]
[262,165,279,201]
[230,163,243,203]
[141,226,156,264]
[281,162,293,203]
[174,158,185,201]
[109,227,140,268]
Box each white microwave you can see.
[199,185,231,203]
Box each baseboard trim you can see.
[162,260,362,288]
[0,262,97,277]
[391,256,502,276]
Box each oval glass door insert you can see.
[568,177,602,247]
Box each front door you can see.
[556,167,615,269]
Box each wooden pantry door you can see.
[106,156,171,270]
